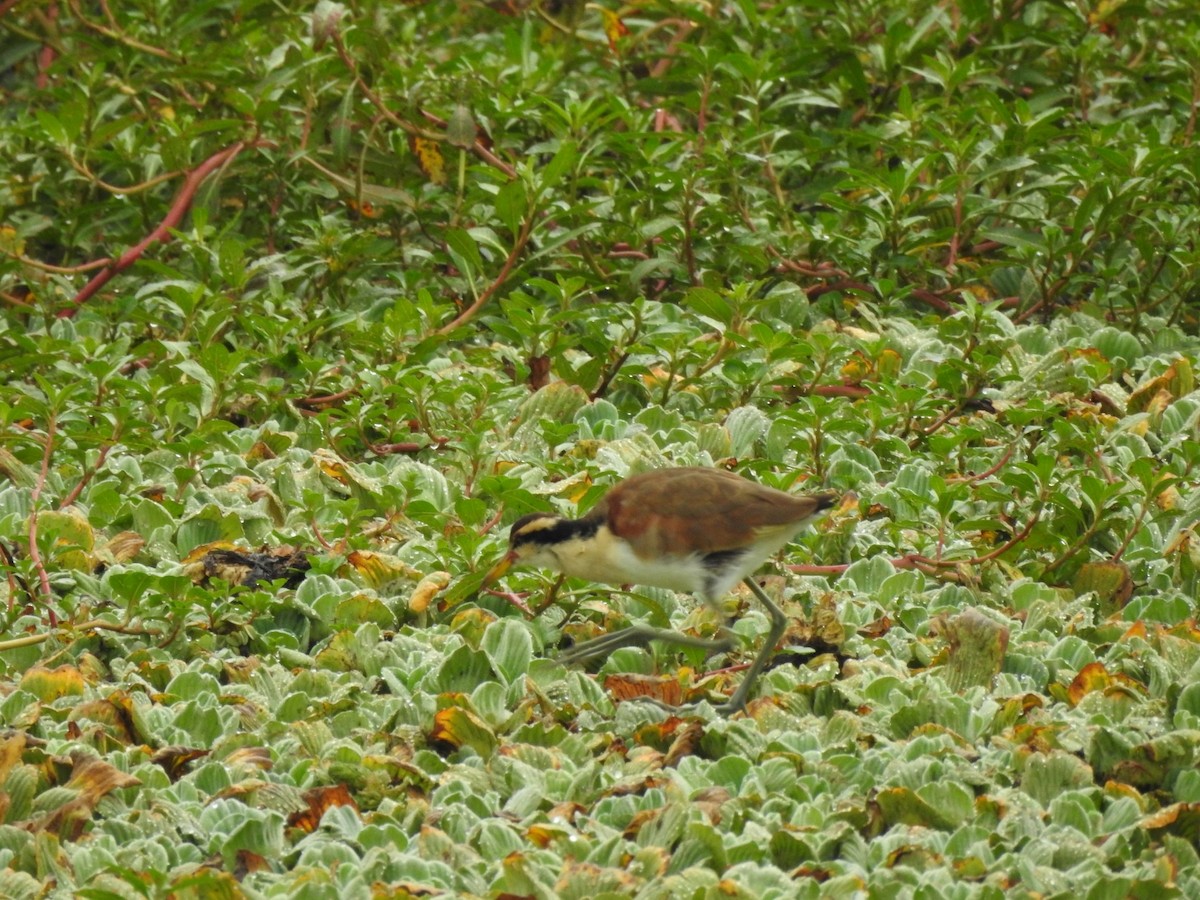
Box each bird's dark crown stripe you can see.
[514,516,602,547]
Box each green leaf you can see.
[444,227,484,278]
[481,618,534,684]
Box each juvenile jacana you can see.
[485,466,836,713]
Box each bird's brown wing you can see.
[604,467,827,557]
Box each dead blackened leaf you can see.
[183,544,311,588]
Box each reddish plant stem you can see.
[66,141,247,312]
[334,34,516,180]
[295,388,357,410]
[479,506,505,536]
[310,519,335,552]
[789,510,1041,579]
[806,384,873,399]
[36,4,58,89]
[1111,496,1152,564]
[647,19,696,79]
[368,440,448,454]
[482,589,535,617]
[909,289,957,313]
[27,418,57,621]
[962,442,1017,483]
[59,442,113,508]
[436,213,536,334]
[2,251,112,275]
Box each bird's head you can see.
[483,512,571,584]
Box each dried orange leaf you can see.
[103,530,146,564]
[34,753,141,838]
[1128,357,1193,412]
[604,673,682,706]
[1067,661,1111,705]
[288,784,359,832]
[600,8,629,50]
[0,733,27,784]
[428,706,497,757]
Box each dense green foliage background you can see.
[1,0,1199,897]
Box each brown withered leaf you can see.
[527,354,551,391]
[0,732,27,784]
[33,753,141,839]
[1142,802,1200,842]
[151,746,210,781]
[428,707,497,757]
[859,614,893,639]
[235,850,273,876]
[603,673,682,707]
[102,531,145,564]
[183,543,310,588]
[545,800,585,825]
[347,550,424,589]
[622,807,661,839]
[662,720,705,767]
[1067,661,1112,706]
[287,784,360,832]
[603,774,669,798]
[1127,357,1193,412]
[691,785,732,825]
[225,746,274,772]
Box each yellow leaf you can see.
[410,135,447,185]
[839,350,873,384]
[876,347,903,378]
[346,550,423,588]
[0,225,24,256]
[428,707,496,756]
[36,508,95,571]
[409,571,451,614]
[599,8,629,51]
[20,665,86,703]
[1067,661,1111,705]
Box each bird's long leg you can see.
[714,577,788,714]
[559,578,788,715]
[558,624,735,666]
